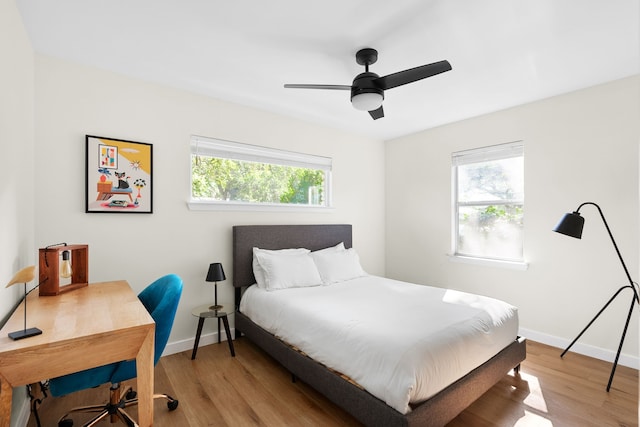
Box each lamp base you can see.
[9,327,42,340]
[209,304,223,311]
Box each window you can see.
[189,135,332,210]
[452,141,524,264]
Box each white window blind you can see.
[190,135,332,171]
[452,141,524,166]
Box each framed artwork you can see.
[85,135,153,213]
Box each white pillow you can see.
[252,247,308,288]
[312,242,346,254]
[254,251,322,291]
[311,248,366,285]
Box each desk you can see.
[0,280,155,427]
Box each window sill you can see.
[447,254,529,271]
[187,200,335,213]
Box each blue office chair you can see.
[47,274,183,427]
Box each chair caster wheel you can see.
[58,419,73,427]
[168,399,179,411]
[125,390,137,400]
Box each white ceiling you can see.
[16,0,639,141]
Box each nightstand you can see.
[191,303,235,359]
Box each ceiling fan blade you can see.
[375,60,452,90]
[284,84,351,90]
[369,106,384,120]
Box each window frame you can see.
[451,141,527,269]
[188,135,333,212]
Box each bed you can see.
[233,224,526,427]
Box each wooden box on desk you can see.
[38,244,89,296]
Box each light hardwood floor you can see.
[27,339,638,427]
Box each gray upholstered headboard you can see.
[232,224,353,288]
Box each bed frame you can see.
[233,224,526,427]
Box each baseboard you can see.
[163,327,235,357]
[519,327,639,369]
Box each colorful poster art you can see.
[86,135,153,213]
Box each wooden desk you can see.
[0,280,155,427]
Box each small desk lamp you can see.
[39,243,88,296]
[206,263,226,311]
[553,201,639,391]
[6,265,43,340]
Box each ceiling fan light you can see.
[351,92,383,111]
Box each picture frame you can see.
[85,135,153,213]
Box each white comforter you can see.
[239,275,518,414]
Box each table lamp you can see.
[38,243,89,296]
[553,201,639,391]
[6,265,43,340]
[206,262,226,310]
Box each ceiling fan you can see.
[284,48,452,120]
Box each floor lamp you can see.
[553,202,639,391]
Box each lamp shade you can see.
[351,92,383,111]
[553,211,585,239]
[206,263,226,282]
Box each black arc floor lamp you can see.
[553,201,639,391]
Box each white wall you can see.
[33,54,386,352]
[0,0,35,424]
[386,76,639,366]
